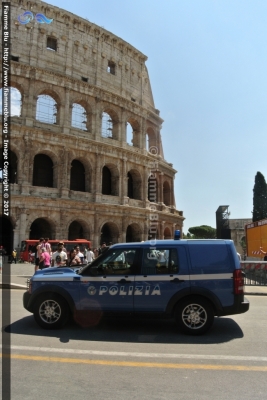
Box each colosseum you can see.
[1,0,184,255]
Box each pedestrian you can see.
[11,249,17,264]
[86,247,95,264]
[93,248,99,258]
[98,242,108,255]
[44,237,51,254]
[51,242,68,267]
[74,246,84,264]
[259,247,267,261]
[39,248,51,269]
[35,238,45,272]
[69,248,82,266]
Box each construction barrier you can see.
[241,261,267,286]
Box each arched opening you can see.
[127,169,142,200]
[0,216,14,256]
[33,154,53,187]
[100,224,112,245]
[36,94,57,124]
[30,218,52,239]
[68,221,85,240]
[163,181,171,206]
[126,224,141,242]
[102,166,112,195]
[101,111,113,138]
[164,227,172,239]
[0,87,22,117]
[126,122,133,145]
[101,109,119,140]
[127,172,133,198]
[148,175,158,203]
[101,164,119,196]
[127,118,140,147]
[146,127,156,152]
[100,222,119,245]
[71,103,87,131]
[70,160,85,192]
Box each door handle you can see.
[170,278,184,283]
[119,279,131,283]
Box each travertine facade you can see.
[229,218,252,256]
[0,0,184,252]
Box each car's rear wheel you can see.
[175,296,214,335]
[33,293,69,329]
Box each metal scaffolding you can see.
[216,205,231,239]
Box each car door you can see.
[134,245,190,313]
[79,247,139,313]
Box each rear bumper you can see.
[239,297,250,313]
[221,296,250,316]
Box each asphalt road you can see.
[1,290,267,399]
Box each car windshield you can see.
[79,248,137,276]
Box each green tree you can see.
[252,171,267,222]
[188,225,216,239]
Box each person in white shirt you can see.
[74,246,85,264]
[86,247,95,263]
[52,242,67,267]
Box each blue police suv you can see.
[23,237,249,335]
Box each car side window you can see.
[141,248,179,275]
[88,248,137,276]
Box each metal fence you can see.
[241,262,267,286]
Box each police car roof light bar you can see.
[174,230,180,240]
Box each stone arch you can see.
[32,149,59,188]
[70,159,85,192]
[29,217,55,239]
[146,126,157,152]
[102,163,120,196]
[164,227,172,239]
[32,153,54,188]
[9,80,25,96]
[35,88,61,124]
[0,86,22,116]
[126,223,141,242]
[163,181,171,206]
[127,169,142,200]
[100,221,120,245]
[101,107,119,140]
[71,99,92,132]
[126,117,140,147]
[69,155,92,192]
[68,219,90,240]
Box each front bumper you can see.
[23,291,32,312]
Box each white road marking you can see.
[1,345,267,362]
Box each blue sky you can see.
[45,0,266,233]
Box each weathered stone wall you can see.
[1,0,184,249]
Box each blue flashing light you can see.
[174,230,181,240]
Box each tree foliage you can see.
[188,225,216,239]
[252,171,267,222]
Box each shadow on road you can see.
[4,315,244,345]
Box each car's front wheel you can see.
[33,293,69,329]
[175,296,214,335]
